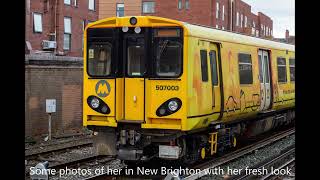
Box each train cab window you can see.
[200,50,209,82]
[154,28,182,77]
[238,53,253,84]
[277,57,287,83]
[289,58,295,82]
[87,42,112,76]
[209,50,218,85]
[127,37,145,76]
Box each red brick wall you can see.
[143,0,214,27]
[25,55,83,137]
[26,0,99,57]
[140,0,272,38]
[258,12,273,37]
[215,0,229,30]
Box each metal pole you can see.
[48,113,52,141]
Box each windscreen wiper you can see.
[157,40,169,59]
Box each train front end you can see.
[83,16,188,161]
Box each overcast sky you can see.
[241,0,295,38]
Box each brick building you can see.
[25,0,99,57]
[274,30,295,45]
[99,0,273,38]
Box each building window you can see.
[64,0,71,5]
[240,14,243,28]
[200,50,208,82]
[142,2,155,13]
[185,0,190,9]
[73,0,77,6]
[89,0,95,10]
[116,3,125,17]
[216,2,219,19]
[178,0,183,10]
[236,12,239,26]
[289,58,295,82]
[277,57,287,83]
[222,26,225,30]
[33,13,43,33]
[209,50,218,86]
[222,5,225,21]
[64,17,72,50]
[244,16,247,27]
[256,30,259,37]
[216,25,219,29]
[238,53,253,84]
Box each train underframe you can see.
[87,109,295,163]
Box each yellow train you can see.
[83,16,295,162]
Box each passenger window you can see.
[289,58,295,82]
[277,57,287,83]
[238,53,253,84]
[209,50,218,85]
[200,50,208,82]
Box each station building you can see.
[99,0,273,38]
[25,0,99,57]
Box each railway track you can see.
[25,136,93,160]
[165,127,295,180]
[229,146,295,180]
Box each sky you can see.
[241,0,295,38]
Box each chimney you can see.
[285,30,289,40]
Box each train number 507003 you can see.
[155,85,179,91]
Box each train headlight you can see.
[156,98,182,117]
[122,26,129,32]
[168,100,178,112]
[101,105,109,113]
[87,96,111,114]
[129,17,137,25]
[90,98,100,109]
[134,27,141,34]
[159,108,166,115]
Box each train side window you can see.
[209,50,218,85]
[200,50,209,82]
[238,53,253,84]
[289,58,295,82]
[277,57,287,83]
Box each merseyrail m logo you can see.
[95,80,111,98]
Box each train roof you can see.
[87,16,294,52]
[183,23,295,52]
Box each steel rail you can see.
[165,128,294,180]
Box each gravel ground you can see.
[26,146,96,177]
[200,134,295,180]
[50,159,124,180]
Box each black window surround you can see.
[86,27,183,79]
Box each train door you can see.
[258,50,271,111]
[209,43,221,114]
[123,35,145,121]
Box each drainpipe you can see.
[54,0,58,54]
